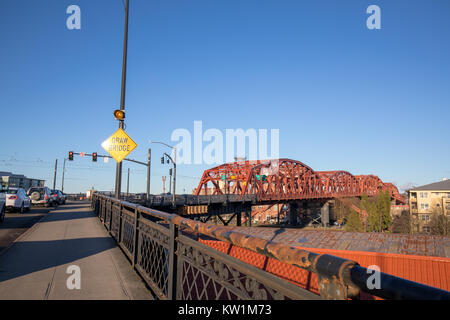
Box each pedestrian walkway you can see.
[0,202,153,300]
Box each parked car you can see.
[1,187,31,213]
[27,187,56,207]
[51,190,66,205]
[0,191,5,222]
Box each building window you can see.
[421,214,430,221]
[420,203,429,210]
[420,192,428,198]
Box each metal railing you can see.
[91,193,450,300]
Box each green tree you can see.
[362,193,379,232]
[345,209,364,232]
[378,190,392,231]
[362,191,393,232]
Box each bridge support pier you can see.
[321,201,331,227]
[246,210,252,227]
[236,211,241,226]
[289,202,298,226]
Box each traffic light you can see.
[69,151,74,161]
[92,152,97,162]
[169,168,173,176]
[114,109,125,121]
[161,156,165,164]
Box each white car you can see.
[3,187,31,213]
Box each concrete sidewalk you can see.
[0,202,153,300]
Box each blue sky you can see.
[1,0,449,194]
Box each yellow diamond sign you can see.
[101,128,137,162]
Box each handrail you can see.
[92,193,450,300]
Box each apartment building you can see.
[0,172,45,190]
[408,179,450,233]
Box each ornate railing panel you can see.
[90,194,450,301]
[176,235,318,300]
[136,218,171,298]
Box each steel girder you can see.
[194,159,405,204]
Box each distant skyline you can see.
[1,0,449,193]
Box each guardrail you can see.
[91,193,450,300]
[65,193,88,201]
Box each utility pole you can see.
[61,158,66,192]
[173,146,176,206]
[114,0,130,200]
[127,168,130,197]
[146,148,151,200]
[169,169,172,194]
[53,159,58,190]
[150,141,176,205]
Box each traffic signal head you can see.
[161,156,165,164]
[169,168,173,176]
[114,109,125,121]
[69,151,74,161]
[92,152,97,162]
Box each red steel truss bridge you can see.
[194,158,405,204]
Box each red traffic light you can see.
[92,152,97,162]
[68,151,74,161]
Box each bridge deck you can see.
[0,202,153,300]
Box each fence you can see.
[91,193,450,300]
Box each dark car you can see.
[27,187,57,207]
[51,190,66,205]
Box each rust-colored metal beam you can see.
[194,158,405,204]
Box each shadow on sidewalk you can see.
[40,211,96,222]
[0,237,116,282]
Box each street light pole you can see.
[115,0,130,200]
[146,148,151,200]
[61,158,66,192]
[150,141,177,206]
[173,146,176,206]
[53,159,58,190]
[127,167,130,197]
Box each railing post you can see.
[167,221,179,300]
[132,207,140,267]
[118,202,123,242]
[102,198,106,222]
[109,199,113,231]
